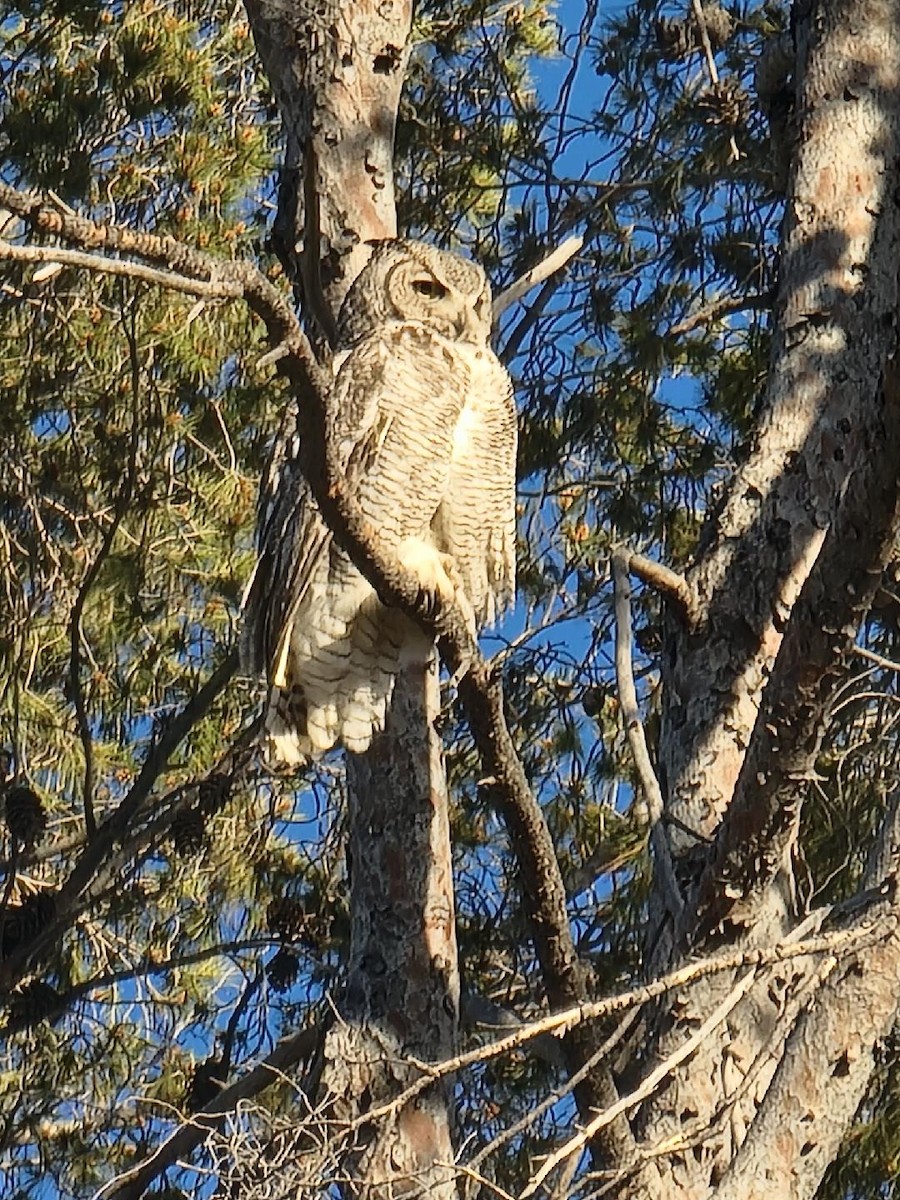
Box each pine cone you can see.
[266,947,300,993]
[696,80,748,128]
[4,785,47,850]
[170,807,207,858]
[266,895,307,941]
[6,980,64,1032]
[703,4,735,49]
[186,1056,226,1112]
[1,891,57,958]
[655,16,693,57]
[197,772,232,815]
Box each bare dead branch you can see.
[611,559,663,821]
[101,1025,322,1200]
[492,235,584,324]
[522,966,761,1198]
[468,1013,639,1173]
[854,643,900,673]
[335,917,894,1141]
[616,548,697,627]
[612,550,682,913]
[667,290,773,338]
[0,239,243,299]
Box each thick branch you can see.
[657,0,900,860]
[492,235,583,325]
[716,896,900,1198]
[619,549,696,623]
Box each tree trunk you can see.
[319,659,459,1199]
[630,1,900,1195]
[244,2,460,1194]
[244,0,410,329]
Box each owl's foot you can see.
[397,538,477,635]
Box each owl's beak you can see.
[455,310,482,342]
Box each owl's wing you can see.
[239,405,332,685]
[431,345,518,626]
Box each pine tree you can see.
[2,0,900,1198]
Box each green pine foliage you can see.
[2,0,899,1196]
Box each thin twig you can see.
[67,301,142,837]
[453,1162,518,1200]
[339,918,893,1140]
[689,0,739,161]
[99,1025,322,1200]
[855,643,900,673]
[668,291,773,338]
[520,965,757,1198]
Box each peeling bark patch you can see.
[832,1050,852,1076]
[374,45,402,73]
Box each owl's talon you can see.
[416,587,441,619]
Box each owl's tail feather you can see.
[263,590,430,763]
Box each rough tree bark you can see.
[628,1,900,1196]
[324,662,459,1197]
[229,0,900,1196]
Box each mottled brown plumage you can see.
[241,239,517,762]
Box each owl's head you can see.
[335,239,493,348]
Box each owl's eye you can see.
[411,278,448,299]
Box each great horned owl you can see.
[241,239,517,763]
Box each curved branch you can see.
[612,551,682,915]
[492,235,583,324]
[0,239,243,298]
[616,548,697,628]
[0,183,630,1162]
